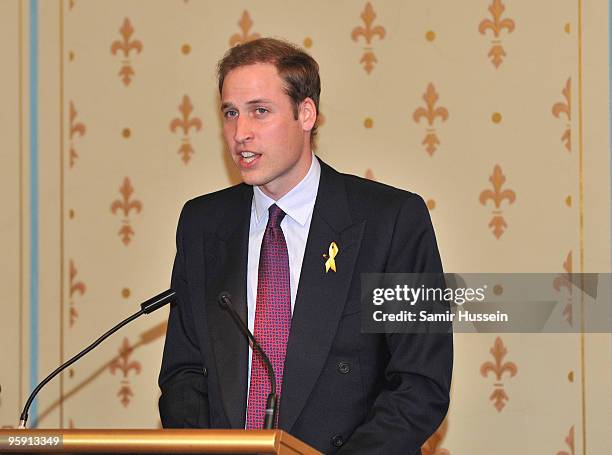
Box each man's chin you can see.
[239,171,269,188]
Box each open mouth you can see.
[238,151,261,166]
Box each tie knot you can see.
[267,204,285,228]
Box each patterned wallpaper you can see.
[0,1,611,454]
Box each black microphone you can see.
[18,289,176,429]
[217,291,278,430]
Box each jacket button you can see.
[337,361,350,374]
[331,434,344,447]
[202,367,208,377]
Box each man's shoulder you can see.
[177,183,251,232]
[184,183,250,211]
[340,171,416,199]
[322,161,427,215]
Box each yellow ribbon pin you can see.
[325,242,339,273]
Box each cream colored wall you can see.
[1,1,610,454]
[0,0,26,432]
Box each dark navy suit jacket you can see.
[158,159,453,454]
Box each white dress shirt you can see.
[245,154,321,405]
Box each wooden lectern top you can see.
[0,429,322,454]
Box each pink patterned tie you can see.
[246,204,291,429]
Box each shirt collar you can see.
[253,153,321,226]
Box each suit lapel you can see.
[205,185,252,429]
[279,161,366,431]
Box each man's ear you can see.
[299,97,317,133]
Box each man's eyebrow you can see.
[246,98,273,105]
[221,99,274,111]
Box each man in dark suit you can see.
[159,38,452,454]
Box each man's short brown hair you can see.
[217,37,321,137]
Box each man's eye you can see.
[224,110,238,118]
[255,107,269,115]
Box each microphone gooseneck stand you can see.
[18,289,176,429]
[217,291,278,429]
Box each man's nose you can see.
[234,115,253,143]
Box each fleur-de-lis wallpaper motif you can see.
[229,11,260,47]
[552,251,573,294]
[109,337,142,407]
[316,112,325,129]
[110,177,143,246]
[351,2,386,74]
[480,337,517,412]
[421,418,450,455]
[556,426,575,455]
[553,251,573,326]
[478,0,516,68]
[413,84,449,156]
[110,18,143,86]
[68,101,86,168]
[479,165,516,239]
[68,259,86,327]
[170,95,203,164]
[552,78,572,152]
